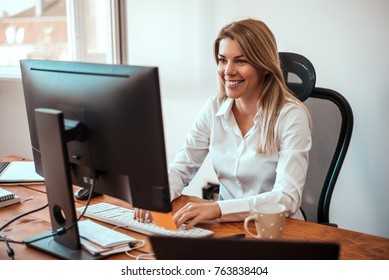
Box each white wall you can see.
[0,79,32,158]
[0,0,388,238]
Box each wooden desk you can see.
[1,183,389,260]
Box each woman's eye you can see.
[218,58,227,64]
[236,59,247,64]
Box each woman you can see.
[135,18,311,229]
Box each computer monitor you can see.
[20,59,172,259]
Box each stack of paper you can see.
[78,219,139,256]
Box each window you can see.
[0,0,123,78]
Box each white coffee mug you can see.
[244,203,286,240]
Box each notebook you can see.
[0,187,21,208]
[149,236,340,260]
[0,161,44,184]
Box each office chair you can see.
[279,52,354,225]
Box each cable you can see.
[22,177,97,245]
[76,178,96,222]
[132,253,155,260]
[0,201,49,259]
[130,239,146,251]
[0,203,48,232]
[1,171,99,259]
[124,240,156,260]
[0,234,15,260]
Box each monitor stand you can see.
[24,108,101,260]
[24,232,103,260]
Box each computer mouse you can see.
[74,188,102,200]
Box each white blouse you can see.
[168,97,311,221]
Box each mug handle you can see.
[244,215,261,238]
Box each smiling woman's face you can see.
[217,37,265,102]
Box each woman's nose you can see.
[225,62,236,76]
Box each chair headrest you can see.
[279,52,316,102]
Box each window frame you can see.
[0,0,127,80]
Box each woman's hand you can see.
[173,201,221,229]
[133,208,152,223]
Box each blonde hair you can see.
[214,18,310,153]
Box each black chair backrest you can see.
[279,52,316,101]
[279,52,354,224]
